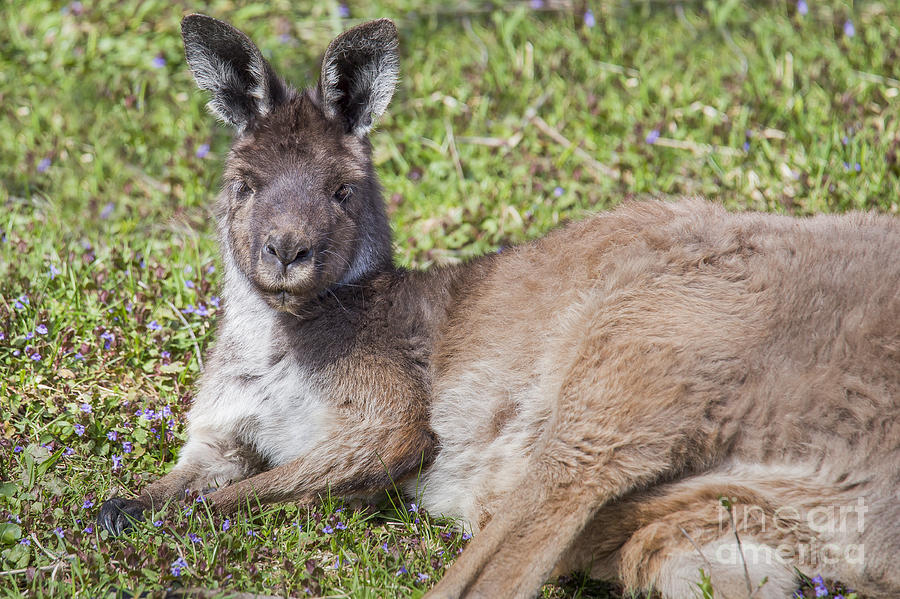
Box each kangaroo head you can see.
[181,15,398,313]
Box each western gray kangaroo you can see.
[99,15,900,599]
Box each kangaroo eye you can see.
[333,184,353,203]
[236,180,254,198]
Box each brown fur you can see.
[98,16,900,599]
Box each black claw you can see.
[98,497,147,536]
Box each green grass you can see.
[1,0,897,597]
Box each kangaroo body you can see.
[98,15,900,599]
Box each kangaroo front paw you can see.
[98,497,147,536]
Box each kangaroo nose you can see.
[263,236,312,267]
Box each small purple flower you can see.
[148,320,161,331]
[36,324,48,335]
[82,498,94,509]
[196,304,209,317]
[553,186,564,197]
[0,331,4,340]
[209,296,220,308]
[797,0,808,16]
[30,352,41,361]
[530,0,544,8]
[74,424,85,436]
[338,3,350,18]
[19,537,31,546]
[323,525,334,534]
[189,532,202,543]
[84,525,94,533]
[100,202,114,219]
[743,141,750,152]
[63,447,75,456]
[53,527,64,537]
[417,573,430,582]
[462,532,472,540]
[74,352,84,361]
[122,441,133,453]
[13,445,22,453]
[184,279,194,289]
[409,503,419,513]
[815,585,829,598]
[152,55,166,69]
[196,494,206,503]
[107,430,118,441]
[37,157,52,172]
[170,556,188,576]
[854,162,861,172]
[80,403,92,414]
[12,350,20,357]
[111,454,122,469]
[182,304,195,315]
[842,135,850,145]
[844,20,855,38]
[584,9,595,28]
[161,406,172,418]
[183,506,193,516]
[381,541,389,552]
[246,529,256,537]
[334,521,347,530]
[396,566,408,576]
[195,144,210,159]
[100,330,114,349]
[25,331,34,340]
[222,519,231,532]
[645,129,660,144]
[161,351,171,360]
[153,520,163,527]
[206,265,215,274]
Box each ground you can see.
[1,0,897,597]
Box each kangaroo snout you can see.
[262,233,314,269]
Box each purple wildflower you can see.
[122,441,133,453]
[338,3,350,18]
[196,494,206,503]
[36,324,48,335]
[152,55,166,69]
[844,20,855,38]
[189,533,202,543]
[30,352,41,361]
[196,304,209,317]
[111,454,122,469]
[148,320,161,331]
[14,295,28,310]
[195,144,210,159]
[170,556,188,576]
[53,527,64,537]
[334,521,347,530]
[74,424,85,436]
[82,498,94,509]
[553,186,564,197]
[19,538,31,546]
[462,532,472,540]
[206,264,215,274]
[107,430,118,441]
[80,403,92,414]
[797,0,808,16]
[209,296,220,308]
[530,0,544,8]
[182,304,195,315]
[0,331,4,340]
[25,331,34,340]
[63,447,75,456]
[12,350,20,357]
[100,330,114,349]
[222,519,231,532]
[417,573,430,582]
[396,566,408,576]
[743,141,750,152]
[13,445,22,453]
[73,352,84,361]
[153,520,163,527]
[323,525,334,534]
[381,541,389,552]
[161,406,172,418]
[161,350,171,359]
[409,503,419,513]
[100,202,114,219]
[37,157,51,172]
[84,525,94,533]
[645,129,660,144]
[584,9,595,28]
[185,279,194,289]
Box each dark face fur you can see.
[181,16,398,313]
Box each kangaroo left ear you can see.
[318,19,400,137]
[181,14,289,133]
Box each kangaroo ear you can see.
[319,19,399,137]
[181,14,288,132]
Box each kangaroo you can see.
[99,15,900,599]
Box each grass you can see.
[1,0,897,597]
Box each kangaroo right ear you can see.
[318,19,400,137]
[181,14,288,133]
